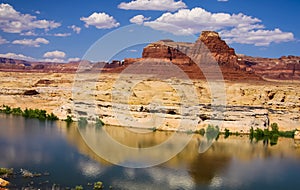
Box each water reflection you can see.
[62,122,300,187]
[1,114,300,189]
[0,114,60,166]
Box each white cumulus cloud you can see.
[118,0,187,11]
[144,8,260,34]
[20,31,37,36]
[220,28,294,46]
[144,7,294,46]
[0,3,61,33]
[0,52,35,61]
[130,15,151,25]
[80,12,120,29]
[43,50,66,58]
[54,33,71,37]
[42,58,65,63]
[68,57,81,62]
[0,36,9,44]
[68,25,81,34]
[12,37,49,47]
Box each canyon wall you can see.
[0,31,299,133]
[1,71,299,133]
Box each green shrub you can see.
[224,128,230,139]
[47,113,59,121]
[12,107,23,115]
[250,123,295,146]
[279,130,295,138]
[94,181,103,190]
[0,105,59,121]
[250,127,254,141]
[254,128,264,140]
[196,128,205,136]
[2,105,12,114]
[215,133,220,141]
[263,129,270,136]
[270,134,279,146]
[95,118,104,127]
[0,168,13,175]
[271,123,279,133]
[65,115,73,123]
[75,185,83,190]
[78,117,88,127]
[206,125,219,140]
[22,108,47,120]
[151,127,157,132]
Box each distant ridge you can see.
[1,31,299,80]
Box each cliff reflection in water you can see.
[61,123,300,186]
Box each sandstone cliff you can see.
[0,31,299,133]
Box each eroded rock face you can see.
[142,31,239,68]
[0,72,299,132]
[139,31,261,81]
[197,31,239,68]
[142,40,194,64]
[238,55,300,80]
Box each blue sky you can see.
[0,0,299,62]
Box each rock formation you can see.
[197,31,238,68]
[142,40,194,64]
[139,31,261,81]
[142,31,240,68]
[0,178,10,188]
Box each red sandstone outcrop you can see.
[142,31,240,68]
[139,31,260,80]
[238,55,300,80]
[196,31,238,68]
[142,40,194,64]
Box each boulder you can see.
[0,178,9,187]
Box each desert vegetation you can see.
[0,105,58,121]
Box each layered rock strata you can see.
[0,31,299,133]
